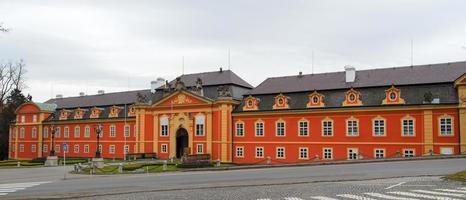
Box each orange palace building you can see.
[9,62,466,164]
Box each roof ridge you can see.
[46,89,150,101]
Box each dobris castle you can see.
[9,62,466,163]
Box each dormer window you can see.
[109,105,123,118]
[307,91,325,108]
[243,95,259,111]
[342,88,362,106]
[59,110,72,120]
[128,105,136,117]
[382,86,405,105]
[90,107,104,119]
[273,93,290,109]
[74,108,86,120]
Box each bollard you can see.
[118,163,123,173]
[170,157,174,163]
[163,160,168,171]
[17,161,20,168]
[74,164,78,172]
[266,156,272,165]
[146,166,149,174]
[78,163,82,172]
[216,159,221,167]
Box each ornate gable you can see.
[73,108,87,120]
[90,107,104,119]
[243,95,260,111]
[342,88,363,106]
[382,85,405,105]
[109,105,123,118]
[59,109,72,120]
[273,93,290,109]
[307,91,325,108]
[154,90,211,107]
[128,105,136,117]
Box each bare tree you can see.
[0,60,26,111]
[0,23,8,33]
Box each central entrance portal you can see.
[176,128,189,158]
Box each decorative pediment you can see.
[307,91,325,108]
[382,85,405,105]
[273,93,290,109]
[73,108,87,120]
[109,105,123,118]
[243,95,260,111]
[59,109,72,120]
[90,107,104,119]
[153,90,211,107]
[342,88,363,106]
[454,73,466,87]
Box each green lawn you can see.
[445,170,466,182]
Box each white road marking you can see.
[0,181,51,196]
[436,189,466,194]
[385,182,407,190]
[412,190,466,197]
[388,191,461,200]
[256,199,271,200]
[284,198,304,200]
[310,196,339,200]
[337,194,376,200]
[365,192,418,200]
[0,193,7,196]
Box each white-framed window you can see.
[20,127,25,138]
[32,127,37,138]
[236,147,244,157]
[84,126,90,138]
[255,147,264,158]
[33,115,37,122]
[348,148,358,160]
[299,147,309,159]
[31,144,36,152]
[124,145,129,154]
[346,118,359,136]
[21,115,25,123]
[255,121,264,137]
[84,145,89,153]
[323,148,333,160]
[403,149,415,157]
[276,147,285,159]
[98,144,103,153]
[74,126,80,138]
[43,128,49,138]
[109,145,115,154]
[439,117,453,136]
[161,144,168,153]
[109,125,116,137]
[73,144,79,153]
[374,149,385,159]
[276,121,285,136]
[235,122,244,137]
[402,118,415,136]
[196,144,204,154]
[195,115,205,136]
[55,127,61,138]
[440,147,454,155]
[299,120,309,136]
[160,117,169,136]
[43,144,48,152]
[322,120,333,136]
[124,125,130,137]
[55,144,60,152]
[64,127,70,138]
[19,144,24,152]
[373,118,386,136]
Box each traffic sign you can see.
[63,144,68,152]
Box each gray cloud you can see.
[1,0,466,102]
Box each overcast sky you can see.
[1,0,466,102]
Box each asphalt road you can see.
[1,158,466,199]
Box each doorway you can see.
[176,128,189,158]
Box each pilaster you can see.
[206,112,212,155]
[423,110,433,154]
[139,110,146,153]
[153,113,159,154]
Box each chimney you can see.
[298,71,303,77]
[150,77,165,93]
[150,81,157,93]
[344,65,356,83]
[79,92,85,97]
[56,94,63,99]
[219,67,223,72]
[98,90,105,95]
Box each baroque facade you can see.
[9,62,466,164]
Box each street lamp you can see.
[49,125,56,156]
[94,124,102,158]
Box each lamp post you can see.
[49,125,56,156]
[94,124,102,158]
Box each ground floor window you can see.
[31,144,36,152]
[256,147,264,158]
[161,144,168,153]
[276,147,285,159]
[299,147,308,159]
[109,145,115,154]
[55,145,60,153]
[19,144,24,152]
[403,149,415,157]
[348,148,358,160]
[43,144,48,153]
[374,149,385,159]
[84,145,89,153]
[197,144,204,154]
[323,148,332,160]
[236,147,244,157]
[74,145,79,153]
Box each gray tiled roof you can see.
[248,61,466,95]
[167,69,253,89]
